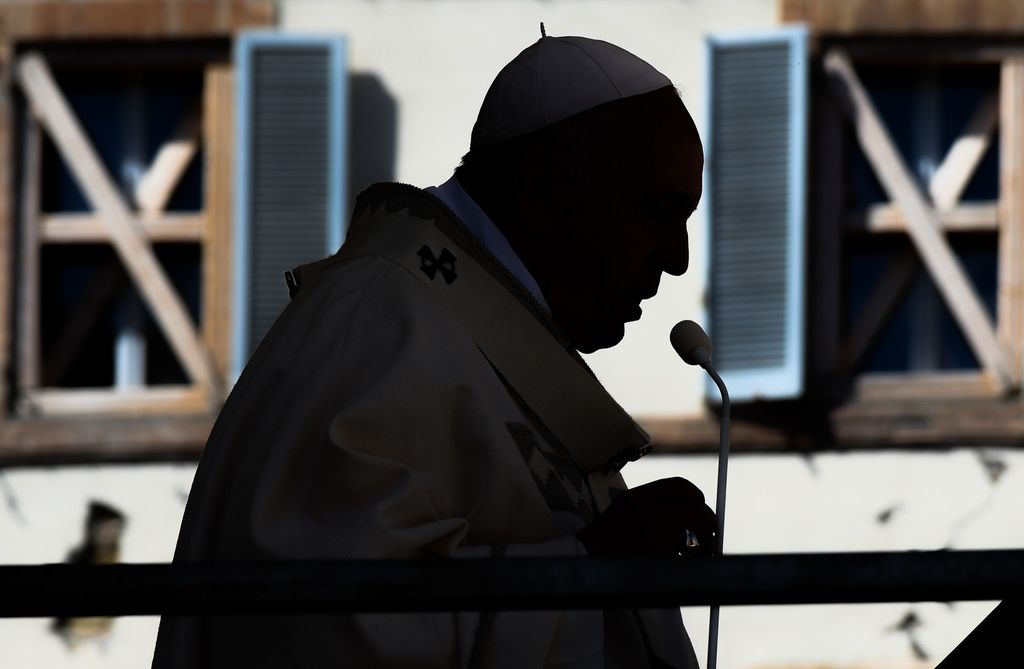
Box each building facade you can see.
[1,1,1023,667]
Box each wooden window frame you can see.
[0,0,272,464]
[815,44,1020,399]
[0,41,237,463]
[645,36,1024,453]
[17,51,220,412]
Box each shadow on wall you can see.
[347,73,398,209]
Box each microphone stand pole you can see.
[701,360,730,669]
[668,320,731,669]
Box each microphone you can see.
[670,319,713,366]
[670,320,730,669]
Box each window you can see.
[695,31,1024,449]
[12,41,231,418]
[0,30,349,461]
[840,62,1001,376]
[819,43,1023,406]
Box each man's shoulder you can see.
[284,182,458,301]
[287,253,446,328]
[338,182,463,252]
[235,251,485,411]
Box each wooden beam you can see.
[853,371,1001,402]
[929,93,999,211]
[0,414,213,463]
[0,43,12,418]
[777,0,806,25]
[998,57,1024,387]
[848,202,998,233]
[825,49,1016,392]
[837,397,1024,442]
[16,53,219,390]
[640,392,1024,451]
[40,213,204,243]
[202,65,234,387]
[840,251,919,372]
[781,0,1024,34]
[134,111,201,215]
[830,43,1024,66]
[831,396,1024,447]
[6,396,1018,458]
[641,415,789,452]
[0,1,275,40]
[20,386,210,417]
[16,116,41,394]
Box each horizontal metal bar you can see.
[2,550,1022,618]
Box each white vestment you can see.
[152,183,699,668]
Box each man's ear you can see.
[515,143,557,218]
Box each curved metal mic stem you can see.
[701,359,730,669]
[668,321,730,668]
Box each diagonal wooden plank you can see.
[16,53,218,389]
[929,92,999,211]
[824,49,1015,392]
[134,110,200,215]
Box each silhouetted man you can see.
[154,33,711,668]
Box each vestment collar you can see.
[426,176,549,310]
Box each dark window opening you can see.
[27,48,209,391]
[844,233,998,373]
[847,63,1001,209]
[840,62,1000,374]
[39,71,204,214]
[39,243,201,388]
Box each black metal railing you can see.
[2,549,1022,618]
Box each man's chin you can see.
[573,321,627,354]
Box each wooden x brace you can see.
[15,52,219,391]
[840,88,999,371]
[825,49,1017,392]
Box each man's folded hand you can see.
[576,477,717,557]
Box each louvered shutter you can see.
[705,28,808,401]
[232,33,348,380]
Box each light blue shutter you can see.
[233,32,348,380]
[705,27,808,401]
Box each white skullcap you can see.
[471,35,673,149]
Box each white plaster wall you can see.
[282,0,781,418]
[0,464,196,669]
[2,450,1021,668]
[622,450,1021,669]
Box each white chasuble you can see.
[152,183,698,669]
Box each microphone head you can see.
[670,320,713,366]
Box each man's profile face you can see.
[537,98,704,353]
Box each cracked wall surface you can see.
[624,450,1023,669]
[1,450,1020,668]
